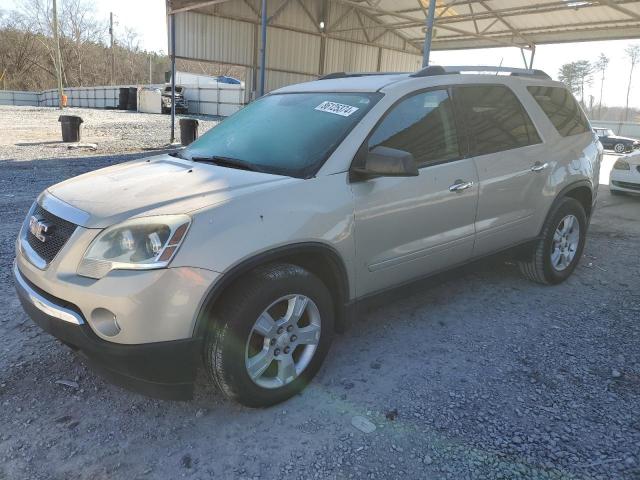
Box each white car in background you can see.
[610,151,640,195]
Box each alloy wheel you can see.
[550,214,580,271]
[244,294,321,389]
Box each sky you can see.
[3,0,640,108]
[431,41,639,109]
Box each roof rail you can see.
[319,71,408,80]
[411,65,551,80]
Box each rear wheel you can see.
[614,143,626,154]
[518,197,587,285]
[205,263,334,407]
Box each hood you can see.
[622,150,640,164]
[46,154,293,228]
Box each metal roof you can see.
[168,0,640,52]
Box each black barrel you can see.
[127,87,138,111]
[179,118,199,146]
[58,115,83,142]
[118,88,129,110]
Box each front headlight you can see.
[77,215,191,279]
[613,159,630,170]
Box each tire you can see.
[518,197,587,285]
[614,143,626,154]
[205,263,334,407]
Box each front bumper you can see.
[610,165,640,193]
[14,262,200,399]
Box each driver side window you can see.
[368,89,460,168]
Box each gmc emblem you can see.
[29,216,53,243]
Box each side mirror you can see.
[350,146,419,181]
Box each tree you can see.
[558,62,580,96]
[558,60,593,107]
[624,44,640,122]
[594,53,609,120]
[574,60,593,106]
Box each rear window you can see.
[454,85,541,156]
[527,86,591,137]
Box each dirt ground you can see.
[1,106,639,480]
[0,105,219,162]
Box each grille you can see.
[26,204,77,264]
[612,180,640,192]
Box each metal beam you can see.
[169,0,232,15]
[297,0,321,32]
[529,44,536,69]
[478,0,533,47]
[419,17,640,45]
[197,10,422,55]
[268,0,293,23]
[599,0,640,20]
[351,0,640,28]
[422,0,437,67]
[170,13,176,143]
[259,0,267,96]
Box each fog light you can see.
[91,308,121,337]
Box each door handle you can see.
[530,162,549,172]
[449,180,474,192]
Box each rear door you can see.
[452,84,548,256]
[351,88,478,296]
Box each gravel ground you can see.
[1,106,640,479]
[0,105,220,162]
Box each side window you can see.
[454,85,541,156]
[368,89,460,167]
[527,86,591,137]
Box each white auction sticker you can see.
[315,101,359,117]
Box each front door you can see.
[351,88,479,297]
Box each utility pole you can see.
[109,12,115,85]
[52,0,64,109]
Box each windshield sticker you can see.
[315,101,359,117]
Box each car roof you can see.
[273,74,409,94]
[272,68,564,95]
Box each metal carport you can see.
[164,0,640,139]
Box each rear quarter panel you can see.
[512,80,601,232]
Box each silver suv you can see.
[14,66,601,406]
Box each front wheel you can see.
[614,143,626,154]
[205,263,334,407]
[518,197,587,285]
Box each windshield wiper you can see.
[168,150,188,160]
[190,155,265,173]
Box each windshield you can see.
[183,92,380,178]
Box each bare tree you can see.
[60,0,105,86]
[574,60,594,107]
[558,63,580,96]
[558,60,593,107]
[594,53,609,120]
[624,44,640,122]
